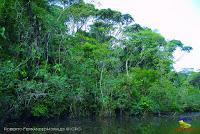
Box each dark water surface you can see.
[2,113,200,134]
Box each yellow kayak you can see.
[179,120,191,128]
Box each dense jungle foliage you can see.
[0,0,200,121]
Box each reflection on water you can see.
[2,113,200,134]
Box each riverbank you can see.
[1,112,200,134]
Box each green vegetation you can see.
[0,0,199,121]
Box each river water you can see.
[2,113,200,134]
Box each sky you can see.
[89,0,200,71]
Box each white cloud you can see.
[95,0,200,71]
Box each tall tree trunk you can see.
[99,63,104,108]
[23,0,41,78]
[23,0,40,47]
[59,44,61,64]
[126,59,129,76]
[45,33,50,63]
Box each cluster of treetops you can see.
[0,0,200,122]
